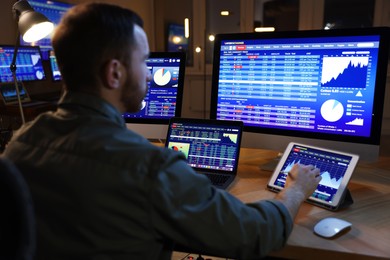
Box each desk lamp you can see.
[10,0,54,124]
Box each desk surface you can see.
[0,101,57,121]
[173,136,390,259]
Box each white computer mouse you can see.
[313,217,352,238]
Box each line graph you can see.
[321,56,369,88]
[320,171,342,189]
[346,118,364,126]
[280,153,347,190]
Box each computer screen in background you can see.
[167,23,189,52]
[21,0,74,60]
[49,50,61,82]
[124,52,186,140]
[210,27,390,162]
[0,45,46,83]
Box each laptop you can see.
[165,117,243,189]
[0,82,31,105]
[0,82,53,108]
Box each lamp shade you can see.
[13,0,54,43]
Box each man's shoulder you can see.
[78,125,184,166]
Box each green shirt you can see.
[3,91,293,259]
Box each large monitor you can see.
[0,45,46,83]
[210,27,390,162]
[124,52,186,140]
[21,0,73,60]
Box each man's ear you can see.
[103,59,124,89]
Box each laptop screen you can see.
[165,118,243,173]
[0,82,30,104]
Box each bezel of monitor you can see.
[124,52,186,139]
[0,45,46,83]
[210,27,390,161]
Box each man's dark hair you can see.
[52,3,144,92]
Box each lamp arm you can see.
[11,1,22,69]
[10,28,26,125]
[10,28,20,74]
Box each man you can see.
[2,3,321,259]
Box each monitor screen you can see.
[124,52,186,140]
[49,50,61,81]
[21,0,73,60]
[210,27,390,161]
[0,45,46,83]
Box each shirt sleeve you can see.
[148,151,293,259]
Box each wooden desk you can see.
[0,101,57,129]
[2,101,57,120]
[173,136,390,259]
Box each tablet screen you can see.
[267,142,359,210]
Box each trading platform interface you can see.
[0,46,45,83]
[123,57,182,120]
[166,122,241,172]
[215,35,381,138]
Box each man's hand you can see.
[285,164,322,199]
[276,164,322,220]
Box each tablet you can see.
[267,142,359,211]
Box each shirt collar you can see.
[58,91,126,127]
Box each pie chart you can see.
[320,99,344,122]
[36,70,44,80]
[153,68,171,86]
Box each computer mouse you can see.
[313,217,352,238]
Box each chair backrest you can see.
[0,157,35,260]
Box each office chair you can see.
[0,157,35,260]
